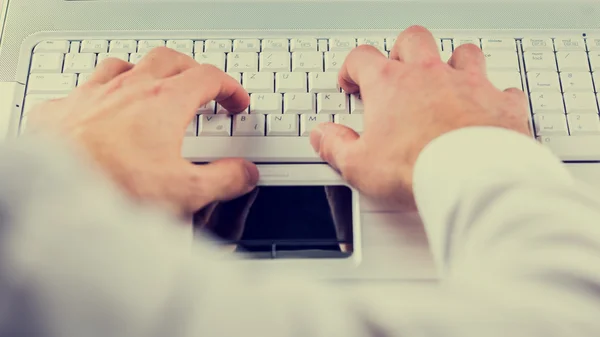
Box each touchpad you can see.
[193,185,355,259]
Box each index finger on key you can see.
[338,45,391,95]
[390,25,441,64]
[163,64,250,116]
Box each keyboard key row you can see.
[527,71,600,92]
[531,92,600,114]
[534,113,600,136]
[185,114,364,137]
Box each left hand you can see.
[26,47,259,217]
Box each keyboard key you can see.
[276,72,307,93]
[350,94,364,114]
[317,93,348,114]
[27,73,77,94]
[262,39,289,52]
[568,114,600,135]
[318,39,329,52]
[30,53,64,73]
[23,94,67,115]
[292,52,323,72]
[290,38,317,52]
[329,37,356,51]
[233,114,266,136]
[481,38,516,50]
[522,38,554,51]
[309,72,340,93]
[560,72,594,92]
[385,37,397,51]
[594,73,600,90]
[454,37,481,48]
[484,51,519,71]
[442,39,453,52]
[138,40,166,53]
[556,51,590,71]
[488,72,522,91]
[534,114,569,135]
[97,53,130,63]
[63,53,97,73]
[69,41,81,53]
[243,72,274,93]
[205,39,232,52]
[524,51,557,71]
[227,52,259,72]
[34,40,70,53]
[325,51,350,72]
[198,115,231,136]
[129,53,146,64]
[194,52,226,71]
[554,37,586,51]
[530,92,564,114]
[259,52,291,72]
[300,114,331,136]
[588,37,600,51]
[249,93,282,114]
[527,72,561,92]
[81,40,108,53]
[109,40,137,53]
[358,37,385,51]
[166,40,193,53]
[267,114,299,136]
[589,51,600,72]
[227,72,242,85]
[334,114,364,134]
[186,116,198,137]
[198,101,216,114]
[77,73,93,87]
[233,39,260,52]
[284,93,315,114]
[563,92,599,113]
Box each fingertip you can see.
[309,124,326,153]
[243,160,260,186]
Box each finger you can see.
[449,44,486,73]
[163,64,250,115]
[310,122,364,183]
[338,44,391,95]
[185,159,259,211]
[130,47,199,79]
[87,58,133,85]
[390,25,441,64]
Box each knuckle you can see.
[97,57,130,71]
[377,61,402,81]
[146,46,176,59]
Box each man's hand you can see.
[310,26,531,208]
[26,47,258,216]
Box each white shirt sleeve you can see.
[2,129,600,337]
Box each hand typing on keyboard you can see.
[310,26,531,208]
[25,47,259,216]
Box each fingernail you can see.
[310,127,324,152]
[244,162,260,186]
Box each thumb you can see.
[185,158,259,211]
[310,122,361,175]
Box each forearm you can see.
[414,127,600,312]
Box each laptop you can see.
[1,0,600,281]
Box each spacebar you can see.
[181,137,323,162]
[539,136,600,161]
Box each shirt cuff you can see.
[412,127,573,273]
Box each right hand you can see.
[310,26,531,209]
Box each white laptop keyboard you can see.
[19,35,600,162]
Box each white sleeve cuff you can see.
[412,127,573,272]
